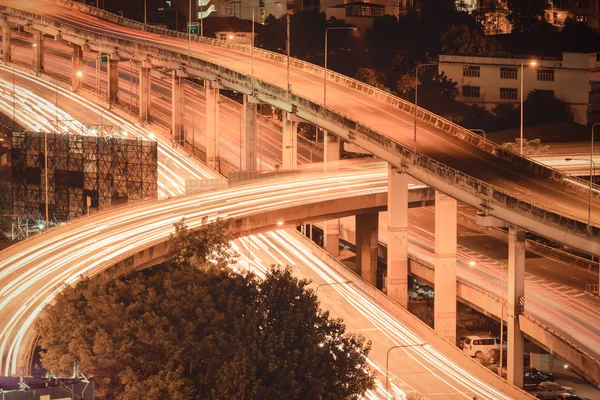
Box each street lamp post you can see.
[413,63,438,153]
[385,343,428,395]
[315,280,353,295]
[468,128,486,140]
[565,157,595,236]
[520,60,537,155]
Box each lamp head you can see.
[75,70,83,78]
[529,60,537,67]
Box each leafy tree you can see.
[36,218,374,399]
[353,68,389,91]
[491,103,519,130]
[523,90,572,126]
[461,104,496,132]
[501,138,550,155]
[507,0,548,33]
[440,24,506,56]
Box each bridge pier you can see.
[205,80,220,170]
[324,133,341,256]
[107,56,119,104]
[32,31,43,74]
[387,165,409,308]
[282,111,298,169]
[434,191,457,344]
[356,212,379,286]
[508,226,525,388]
[172,70,186,146]
[2,20,11,62]
[242,94,258,171]
[139,61,151,123]
[71,44,83,90]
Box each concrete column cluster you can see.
[205,80,220,171]
[282,111,298,169]
[387,165,409,308]
[242,95,258,171]
[507,226,525,388]
[324,133,341,256]
[32,31,44,74]
[433,191,457,344]
[172,70,186,146]
[71,44,83,90]
[356,212,379,286]
[139,61,152,123]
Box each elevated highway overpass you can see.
[0,163,532,399]
[1,0,599,389]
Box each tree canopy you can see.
[36,218,374,399]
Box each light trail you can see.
[0,163,514,399]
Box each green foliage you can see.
[353,68,390,91]
[523,90,573,126]
[501,138,550,155]
[507,0,550,33]
[440,24,506,56]
[36,219,374,399]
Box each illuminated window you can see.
[500,67,517,79]
[463,65,480,77]
[462,86,480,98]
[500,88,518,100]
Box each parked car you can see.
[531,381,575,399]
[557,394,586,400]
[462,336,506,357]
[524,368,554,387]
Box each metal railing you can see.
[2,2,599,241]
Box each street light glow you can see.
[277,221,284,226]
[75,70,83,78]
[529,60,537,67]
[469,261,476,266]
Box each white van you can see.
[462,336,505,357]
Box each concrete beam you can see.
[356,212,379,286]
[71,44,83,90]
[32,30,43,73]
[205,80,220,171]
[107,56,119,104]
[172,70,186,146]
[508,226,526,388]
[139,61,151,123]
[387,164,409,308]
[242,94,257,171]
[282,111,298,169]
[2,20,11,62]
[434,191,457,344]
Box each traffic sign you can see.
[101,53,108,63]
[188,22,199,35]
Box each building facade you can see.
[438,52,600,125]
[544,0,600,30]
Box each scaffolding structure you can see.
[11,131,157,226]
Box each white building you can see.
[438,52,600,126]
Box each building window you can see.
[463,65,480,77]
[500,88,518,100]
[576,0,589,7]
[537,69,555,81]
[462,86,480,98]
[500,67,518,79]
[576,14,588,22]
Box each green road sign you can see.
[188,22,199,35]
[101,53,108,63]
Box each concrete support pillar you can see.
[32,31,43,73]
[2,20,11,63]
[282,112,298,169]
[139,62,152,123]
[242,94,257,171]
[71,44,83,90]
[507,226,525,388]
[356,212,379,286]
[172,70,186,146]
[205,80,220,170]
[434,191,457,344]
[324,133,341,255]
[387,164,409,308]
[107,56,119,104]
